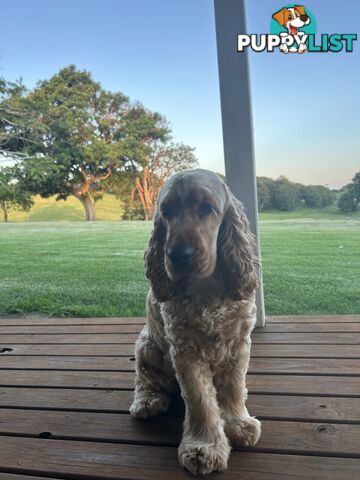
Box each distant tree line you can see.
[0,66,358,221]
[256,176,336,212]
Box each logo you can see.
[237,4,357,54]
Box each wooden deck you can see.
[0,315,359,479]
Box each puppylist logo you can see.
[237,4,357,54]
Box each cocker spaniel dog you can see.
[130,169,261,475]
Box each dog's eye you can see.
[198,202,214,217]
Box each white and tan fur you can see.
[130,169,261,475]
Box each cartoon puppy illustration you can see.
[272,5,311,53]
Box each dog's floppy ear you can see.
[294,5,306,16]
[272,8,288,26]
[217,191,258,301]
[144,210,173,302]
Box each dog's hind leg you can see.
[130,325,175,418]
[215,337,261,447]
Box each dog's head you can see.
[272,5,310,35]
[145,169,258,302]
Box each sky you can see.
[0,0,359,188]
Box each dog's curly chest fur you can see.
[161,297,256,367]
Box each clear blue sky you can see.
[1,0,359,188]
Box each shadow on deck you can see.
[0,314,359,479]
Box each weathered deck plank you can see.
[261,323,360,333]
[0,475,61,480]
[1,331,360,344]
[2,322,360,333]
[0,388,359,423]
[252,332,360,344]
[0,314,358,325]
[251,344,360,358]
[1,369,360,395]
[0,408,359,457]
[2,343,360,358]
[0,324,142,334]
[0,316,146,325]
[0,355,359,376]
[267,315,360,323]
[0,344,135,356]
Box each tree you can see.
[314,185,335,207]
[302,185,323,208]
[271,177,300,211]
[0,77,41,182]
[272,183,296,211]
[0,167,33,222]
[338,190,358,213]
[256,178,271,211]
[349,171,360,203]
[108,170,145,220]
[0,78,30,155]
[337,171,360,213]
[132,142,197,220]
[17,66,168,220]
[111,142,198,221]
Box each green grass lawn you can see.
[0,214,359,317]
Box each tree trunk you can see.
[78,195,96,221]
[1,203,8,223]
[135,169,156,221]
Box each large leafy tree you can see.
[0,166,33,222]
[20,65,168,220]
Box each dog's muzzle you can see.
[167,245,195,273]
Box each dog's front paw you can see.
[178,437,230,475]
[225,416,261,447]
[130,391,170,418]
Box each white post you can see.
[214,0,265,327]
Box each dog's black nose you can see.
[300,14,308,22]
[167,245,195,269]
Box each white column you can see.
[214,0,265,326]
